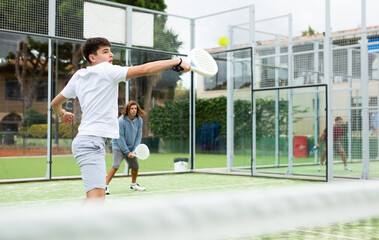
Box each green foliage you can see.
[4,35,50,110]
[27,124,48,138]
[22,109,47,127]
[108,1,179,52]
[301,25,316,36]
[58,122,80,139]
[196,97,227,136]
[109,0,183,131]
[18,123,79,139]
[149,96,309,140]
[57,0,84,40]
[234,99,252,139]
[153,18,183,52]
[255,98,287,138]
[108,0,167,11]
[150,99,189,140]
[0,0,165,37]
[0,0,48,33]
[308,26,315,35]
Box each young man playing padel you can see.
[51,37,190,201]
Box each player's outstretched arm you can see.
[51,93,74,124]
[126,59,191,80]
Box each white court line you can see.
[287,228,364,240]
[0,180,284,207]
[110,180,289,198]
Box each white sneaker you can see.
[130,183,146,191]
[344,166,352,172]
[318,165,322,172]
[105,186,110,195]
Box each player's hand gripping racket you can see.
[309,146,318,155]
[132,144,150,160]
[173,48,218,77]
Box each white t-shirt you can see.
[61,62,129,138]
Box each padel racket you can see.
[132,144,150,160]
[173,48,218,77]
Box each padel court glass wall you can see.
[194,48,253,170]
[0,30,190,180]
[251,85,327,181]
[0,0,255,182]
[1,0,379,183]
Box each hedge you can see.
[149,99,189,140]
[18,97,306,141]
[18,122,79,139]
[22,109,47,127]
[149,96,302,140]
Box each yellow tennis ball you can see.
[218,37,229,46]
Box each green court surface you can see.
[2,154,379,183]
[252,219,379,240]
[0,173,310,206]
[0,153,232,179]
[0,173,378,239]
[3,153,379,177]
[256,160,379,179]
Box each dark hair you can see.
[121,101,146,118]
[82,37,111,63]
[335,116,343,122]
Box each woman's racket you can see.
[132,144,150,160]
[173,48,218,77]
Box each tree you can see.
[301,25,316,36]
[0,0,48,34]
[22,109,47,127]
[1,0,79,111]
[107,0,166,11]
[150,96,309,141]
[1,0,183,134]
[5,37,48,110]
[0,0,50,110]
[109,0,184,137]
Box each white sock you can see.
[131,183,136,186]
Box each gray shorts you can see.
[72,135,106,192]
[112,147,139,170]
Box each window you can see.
[203,49,252,91]
[351,97,362,131]
[204,60,226,91]
[234,61,251,89]
[5,78,21,100]
[369,96,378,106]
[0,113,21,131]
[36,79,55,102]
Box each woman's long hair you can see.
[121,101,146,119]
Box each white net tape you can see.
[0,181,379,240]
